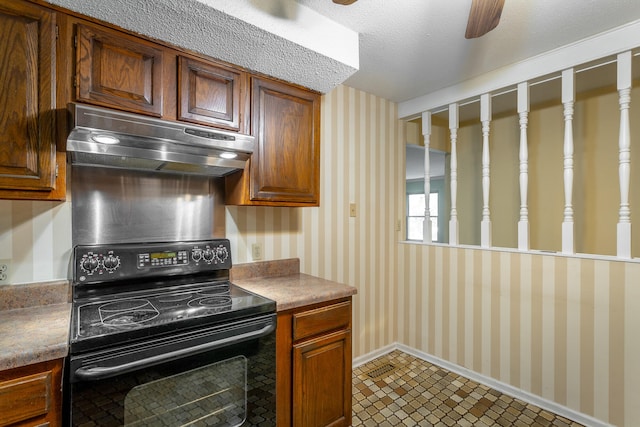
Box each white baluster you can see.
[480,94,492,248]
[562,69,575,254]
[422,111,433,243]
[617,51,632,258]
[517,82,530,250]
[449,103,459,245]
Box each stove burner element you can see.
[188,295,232,309]
[99,299,159,327]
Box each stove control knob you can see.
[202,248,214,262]
[191,249,202,262]
[103,254,121,272]
[80,256,99,274]
[214,245,229,264]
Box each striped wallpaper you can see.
[0,200,71,284]
[398,244,640,426]
[226,84,404,358]
[2,84,640,426]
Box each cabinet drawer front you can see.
[293,301,351,341]
[0,371,51,426]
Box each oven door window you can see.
[123,355,247,426]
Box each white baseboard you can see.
[353,342,613,427]
[352,343,397,368]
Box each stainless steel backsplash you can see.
[71,166,225,246]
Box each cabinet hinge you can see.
[73,35,77,48]
[73,76,77,88]
[55,25,59,40]
[55,163,59,178]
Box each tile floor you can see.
[352,350,584,427]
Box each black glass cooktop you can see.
[70,281,275,353]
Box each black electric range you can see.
[66,239,277,426]
[69,239,275,353]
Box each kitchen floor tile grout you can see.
[352,350,585,427]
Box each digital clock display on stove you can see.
[150,251,177,259]
[137,250,188,268]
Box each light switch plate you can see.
[349,203,357,217]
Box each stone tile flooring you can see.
[352,350,584,427]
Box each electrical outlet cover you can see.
[251,243,263,261]
[0,259,9,284]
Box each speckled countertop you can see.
[0,280,71,371]
[0,260,354,370]
[231,258,357,311]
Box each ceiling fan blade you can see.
[333,0,358,5]
[465,0,505,39]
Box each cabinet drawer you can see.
[292,301,351,341]
[0,371,51,426]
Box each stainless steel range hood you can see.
[66,103,254,177]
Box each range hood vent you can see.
[66,103,254,177]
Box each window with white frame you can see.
[407,192,438,242]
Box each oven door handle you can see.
[73,321,275,381]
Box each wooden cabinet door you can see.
[293,329,352,427]
[251,77,320,205]
[178,56,248,132]
[0,1,57,192]
[76,23,164,116]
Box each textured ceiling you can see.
[298,0,640,102]
[44,0,359,94]
[45,0,640,103]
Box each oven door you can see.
[67,314,276,427]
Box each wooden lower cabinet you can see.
[0,359,63,427]
[277,298,352,427]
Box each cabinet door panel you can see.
[293,330,351,427]
[0,1,56,191]
[178,56,246,131]
[251,77,320,204]
[76,24,164,116]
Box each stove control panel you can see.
[79,251,121,276]
[73,239,232,284]
[137,250,188,268]
[191,243,229,265]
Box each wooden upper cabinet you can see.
[178,56,248,132]
[0,0,57,194]
[227,76,320,206]
[76,23,164,116]
[252,77,320,204]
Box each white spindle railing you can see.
[422,111,433,243]
[480,94,492,248]
[617,51,632,258]
[517,82,530,250]
[415,53,634,259]
[449,103,459,245]
[562,69,575,254]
